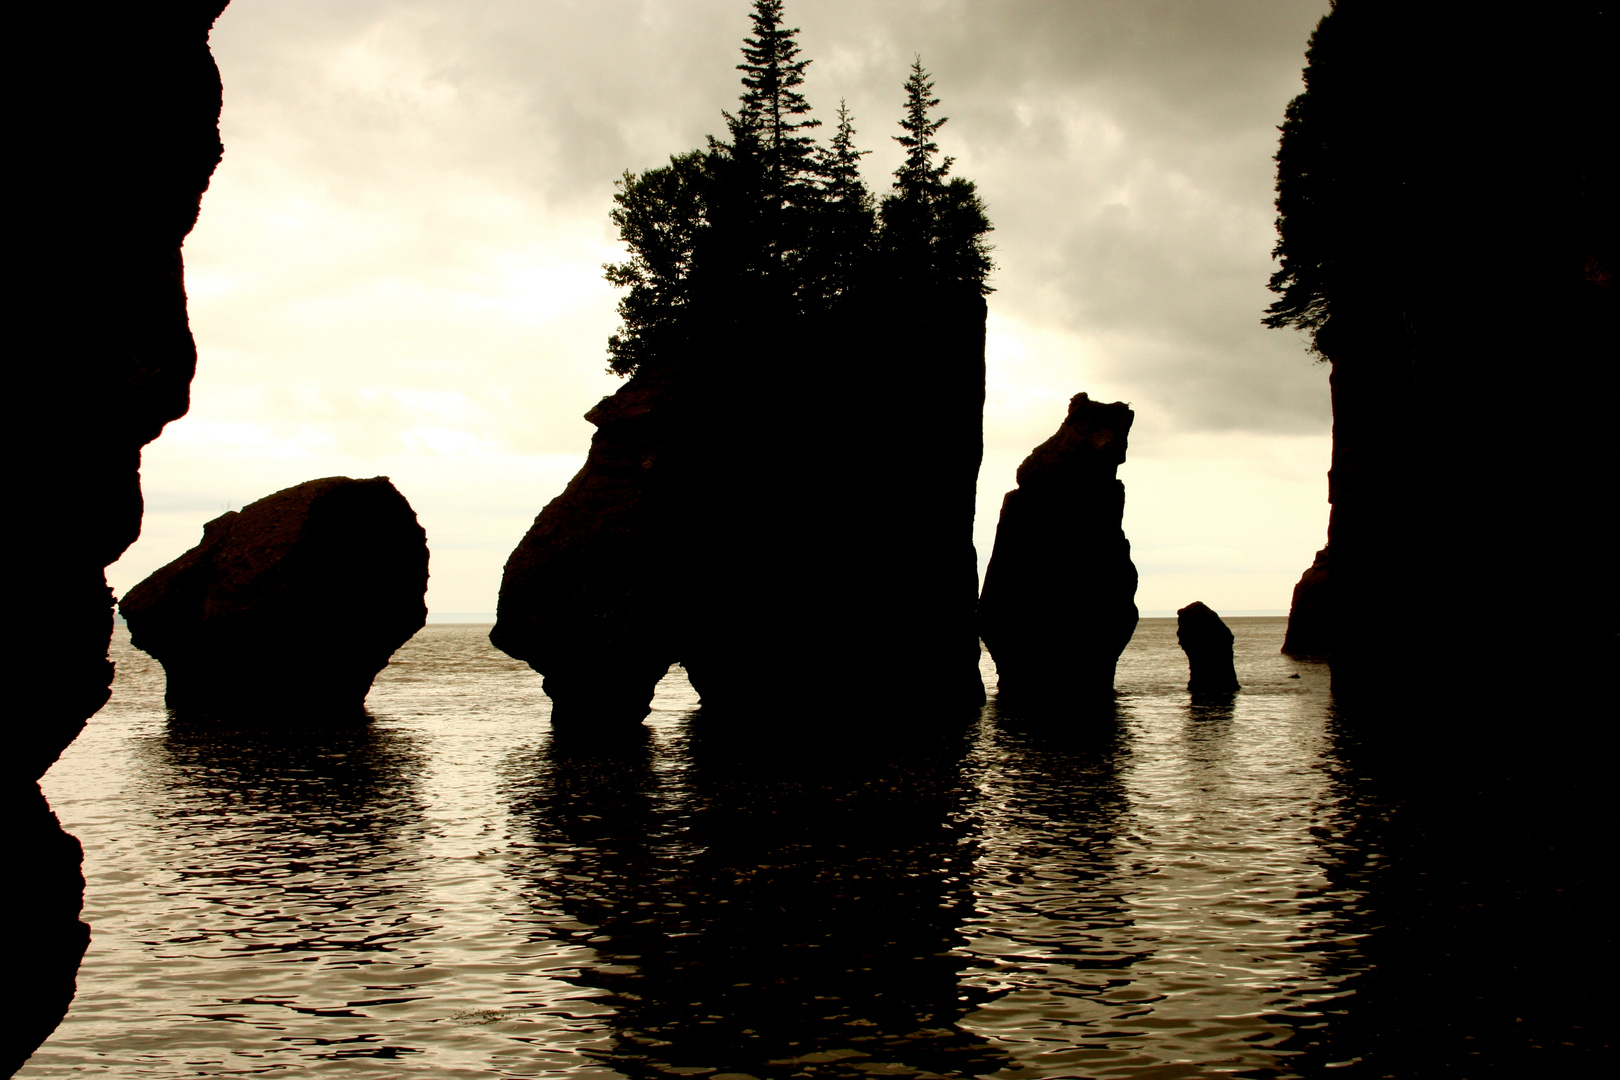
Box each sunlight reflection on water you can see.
[26,618,1385,1078]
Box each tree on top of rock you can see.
[803,100,876,305]
[600,7,993,377]
[732,0,821,203]
[892,57,951,202]
[880,58,993,292]
[604,152,710,376]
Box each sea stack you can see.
[490,366,686,728]
[493,288,989,731]
[1281,545,1332,658]
[979,393,1139,710]
[1177,601,1240,694]
[121,476,429,717]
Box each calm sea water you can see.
[18,619,1596,1078]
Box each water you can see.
[19,620,1600,1077]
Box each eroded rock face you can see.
[121,477,428,717]
[13,2,229,1067]
[1269,2,1614,706]
[978,393,1139,710]
[1177,601,1240,694]
[491,366,687,728]
[1281,545,1332,658]
[493,288,988,730]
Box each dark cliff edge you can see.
[9,2,229,1072]
[121,477,429,718]
[1280,544,1331,658]
[1269,1,1615,720]
[494,286,987,733]
[1265,8,1615,1065]
[978,393,1139,713]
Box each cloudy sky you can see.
[119,0,1333,617]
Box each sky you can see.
[116,0,1334,618]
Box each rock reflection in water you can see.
[24,620,1604,1076]
[502,723,1010,1077]
[136,717,431,1059]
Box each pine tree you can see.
[879,57,993,292]
[600,21,993,376]
[824,100,871,208]
[892,57,952,200]
[806,100,876,304]
[732,0,821,211]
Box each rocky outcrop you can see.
[491,367,686,728]
[16,0,227,776]
[12,2,229,1068]
[493,287,988,729]
[1281,545,1332,658]
[121,477,429,717]
[978,394,1139,709]
[1268,2,1614,707]
[1177,601,1240,694]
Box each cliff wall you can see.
[1273,1,1614,712]
[9,3,228,1070]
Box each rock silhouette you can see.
[1281,545,1332,658]
[494,289,987,729]
[12,1,229,1069]
[979,393,1139,710]
[121,477,428,717]
[1177,601,1240,694]
[491,367,685,727]
[1266,1,1614,705]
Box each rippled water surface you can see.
[23,619,1591,1077]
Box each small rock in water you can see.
[1177,601,1240,694]
[120,476,428,718]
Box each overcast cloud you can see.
[118,0,1333,616]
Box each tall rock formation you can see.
[494,287,987,729]
[121,477,429,717]
[978,394,1139,710]
[491,367,687,728]
[1177,601,1240,694]
[1267,1,1614,710]
[10,2,229,1070]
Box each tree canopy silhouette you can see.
[602,1,993,377]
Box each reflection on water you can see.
[503,725,1007,1077]
[22,620,1601,1076]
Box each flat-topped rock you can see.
[121,476,428,717]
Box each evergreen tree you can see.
[599,18,992,377]
[823,100,871,208]
[806,100,876,304]
[603,151,711,375]
[879,58,993,292]
[732,0,821,217]
[891,57,951,200]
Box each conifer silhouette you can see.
[732,0,821,205]
[601,7,992,377]
[881,58,993,291]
